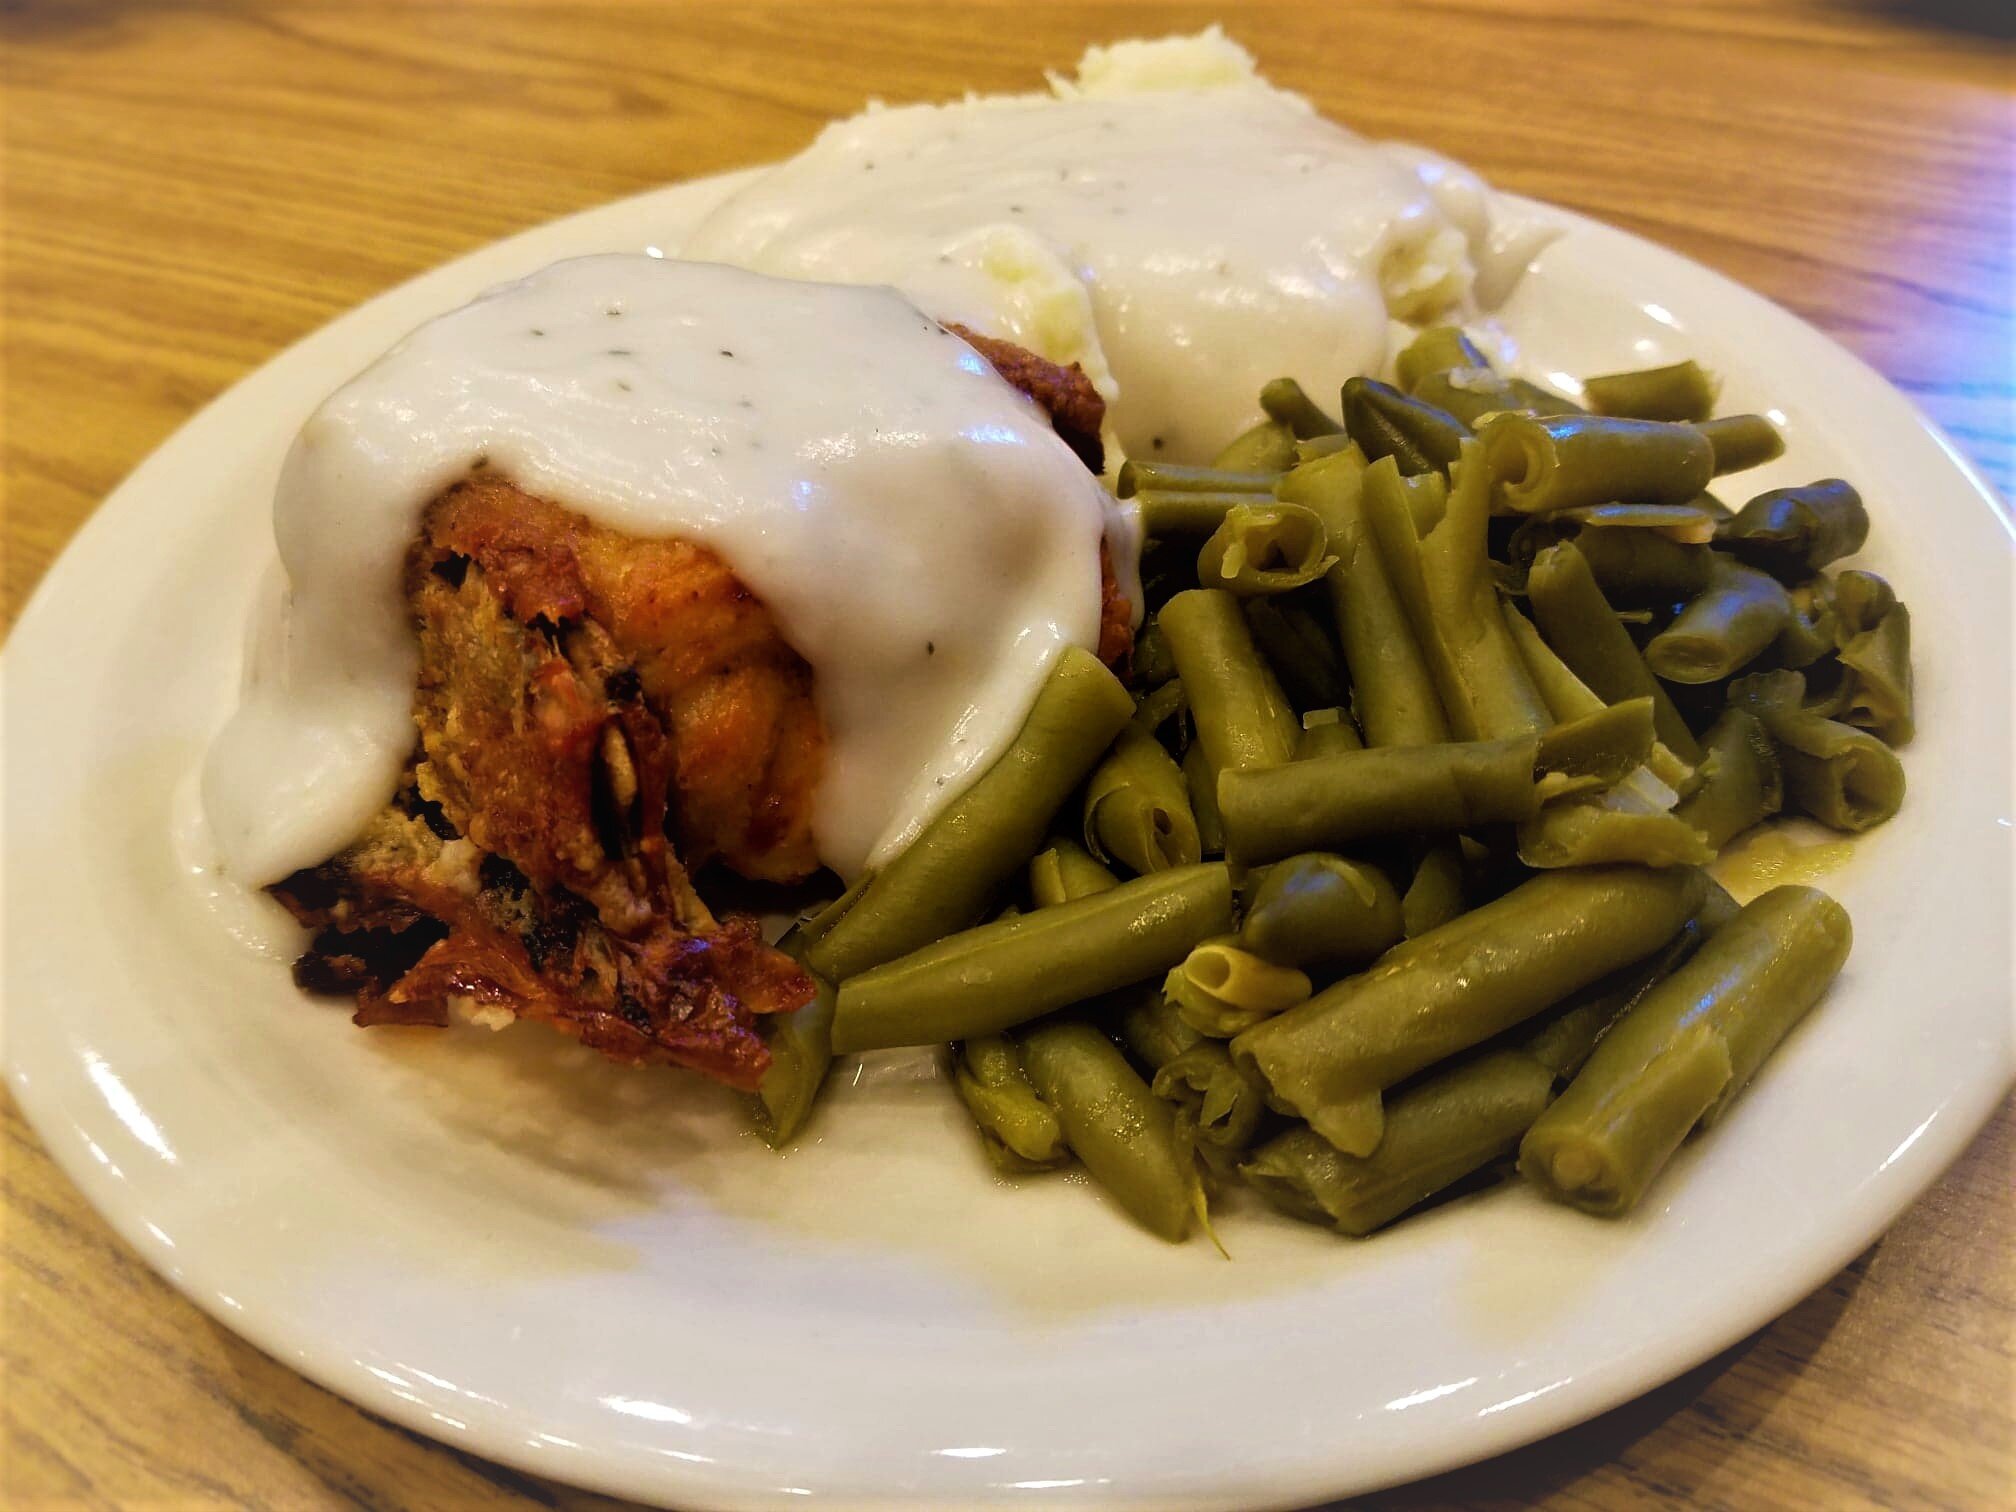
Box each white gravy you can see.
[683,44,1546,462]
[203,256,1126,886]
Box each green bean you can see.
[1341,376,1471,475]
[1561,503,1719,540]
[746,928,838,1147]
[1260,376,1344,439]
[1520,916,1709,1082]
[1645,558,1793,683]
[1240,852,1404,972]
[1243,599,1350,712]
[1219,736,1542,866]
[1835,601,1913,744]
[1159,589,1300,774]
[1716,479,1869,580]
[1534,697,1659,795]
[1212,417,1300,473]
[1110,983,1203,1071]
[1197,502,1336,597]
[1166,940,1313,1037]
[807,648,1134,981]
[1772,579,1839,670]
[1517,793,1714,869]
[1028,838,1120,908]
[1132,613,1177,685]
[1526,541,1704,761]
[1508,377,1586,416]
[1243,1049,1554,1236]
[1671,708,1783,848]
[951,1034,1069,1172]
[1134,489,1278,539]
[1581,360,1719,423]
[1232,866,1703,1154]
[1697,413,1786,476]
[1279,449,1449,747]
[830,864,1233,1053]
[1082,725,1202,877]
[1479,412,1716,513]
[1131,677,1187,738]
[1182,740,1225,855]
[1401,841,1466,938]
[1520,886,1851,1214]
[1296,432,1357,462]
[1695,875,1743,936]
[1295,707,1364,760]
[1390,465,1450,536]
[1832,569,1897,637]
[1019,1019,1206,1242]
[1118,460,1279,498]
[1504,605,1606,723]
[793,874,872,951]
[1730,670,1905,832]
[1362,450,1551,741]
[1394,325,1492,394]
[1153,1041,1270,1152]
[1412,366,1529,425]
[1571,525,1715,603]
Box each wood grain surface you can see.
[3,2,2011,1507]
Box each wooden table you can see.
[4,3,2010,1506]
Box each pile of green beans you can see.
[742,331,1908,1247]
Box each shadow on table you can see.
[1853,0,2016,41]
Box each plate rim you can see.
[4,171,2013,1511]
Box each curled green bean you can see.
[1671,708,1783,848]
[1581,360,1719,423]
[1219,735,1542,867]
[1020,1019,1206,1242]
[1153,1041,1270,1153]
[1835,601,1913,744]
[1240,852,1405,972]
[1773,579,1840,670]
[1645,558,1793,683]
[830,864,1234,1053]
[1730,670,1904,832]
[1520,886,1851,1215]
[1716,479,1869,580]
[1698,413,1786,476]
[1479,412,1716,514]
[1197,502,1336,597]
[1341,376,1471,475]
[951,1034,1069,1172]
[1232,866,1705,1154]
[1029,838,1120,909]
[1166,940,1313,1038]
[1083,725,1202,877]
[1159,589,1300,774]
[1242,1050,1554,1236]
[809,647,1134,981]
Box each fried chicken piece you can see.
[945,322,1107,475]
[275,329,1128,1088]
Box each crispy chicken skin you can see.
[274,328,1126,1089]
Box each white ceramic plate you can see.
[3,169,2011,1511]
